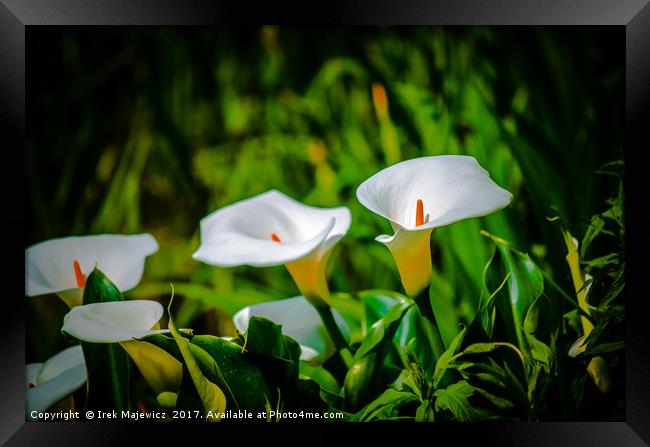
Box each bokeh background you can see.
[27,27,624,368]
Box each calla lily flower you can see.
[26,345,87,420]
[26,234,159,308]
[62,300,183,397]
[232,296,350,365]
[356,155,513,296]
[193,190,351,306]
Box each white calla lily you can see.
[193,190,351,306]
[61,300,171,343]
[357,155,513,296]
[26,234,159,308]
[232,296,350,365]
[26,345,87,420]
[61,300,183,397]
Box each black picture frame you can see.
[2,1,649,445]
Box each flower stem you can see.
[413,288,446,361]
[314,304,353,368]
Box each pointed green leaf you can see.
[168,294,227,421]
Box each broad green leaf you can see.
[481,231,544,350]
[238,316,301,384]
[82,268,124,305]
[352,388,419,422]
[168,296,227,421]
[80,268,130,413]
[191,335,271,412]
[232,316,326,413]
[121,339,183,395]
[434,381,482,421]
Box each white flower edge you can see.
[26,233,159,298]
[232,296,350,365]
[61,300,171,343]
[356,155,513,231]
[26,345,87,418]
[192,190,351,267]
[356,155,513,296]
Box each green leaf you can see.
[353,299,413,360]
[473,386,515,410]
[300,362,340,394]
[82,268,124,305]
[80,268,130,414]
[343,299,413,410]
[232,316,326,413]
[582,341,624,356]
[434,381,483,421]
[580,215,607,259]
[191,335,271,412]
[360,291,434,375]
[582,253,620,269]
[432,325,467,388]
[168,292,227,421]
[352,388,419,422]
[238,316,302,385]
[120,339,183,395]
[481,231,544,351]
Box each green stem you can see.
[413,288,446,363]
[315,304,353,368]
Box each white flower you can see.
[61,300,171,343]
[357,155,513,296]
[61,300,183,396]
[193,190,351,306]
[26,345,87,419]
[232,296,350,365]
[25,234,159,308]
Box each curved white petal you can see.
[36,345,85,384]
[26,346,87,418]
[27,364,87,417]
[232,296,350,365]
[26,233,159,298]
[26,363,44,389]
[356,155,513,230]
[62,300,170,343]
[192,190,350,267]
[376,226,433,297]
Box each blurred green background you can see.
[26,26,624,363]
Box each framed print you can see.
[1,1,649,445]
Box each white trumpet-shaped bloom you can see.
[26,345,87,419]
[61,300,171,343]
[26,234,159,308]
[193,190,351,305]
[232,296,350,365]
[357,155,513,296]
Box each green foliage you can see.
[343,298,413,410]
[27,27,624,422]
